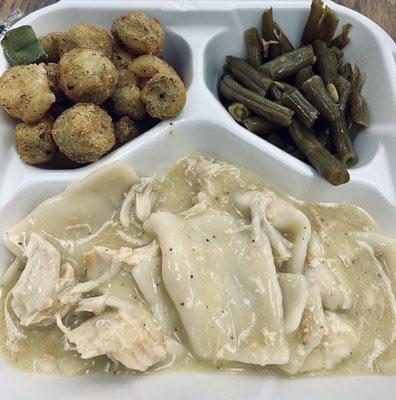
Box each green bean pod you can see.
[244,27,263,68]
[330,114,358,167]
[243,116,278,136]
[224,63,267,97]
[301,0,325,45]
[268,84,284,103]
[259,45,315,80]
[226,56,273,94]
[219,76,294,126]
[313,40,338,85]
[288,120,350,185]
[295,66,314,90]
[315,6,340,44]
[348,119,362,141]
[316,126,333,149]
[282,88,319,128]
[228,102,251,123]
[350,64,366,93]
[332,23,353,50]
[335,74,352,114]
[261,8,281,59]
[301,75,340,122]
[273,22,295,54]
[330,45,344,61]
[349,91,370,128]
[338,62,353,81]
[266,131,292,149]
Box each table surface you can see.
[0,0,395,39]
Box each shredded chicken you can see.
[236,191,293,267]
[57,296,168,371]
[11,233,75,326]
[120,177,158,228]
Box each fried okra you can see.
[110,68,146,121]
[59,48,118,104]
[52,102,115,163]
[39,32,63,62]
[112,12,165,57]
[114,116,140,144]
[14,114,57,164]
[57,23,113,58]
[128,54,175,79]
[111,40,136,69]
[0,64,55,122]
[141,72,186,119]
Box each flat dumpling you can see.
[300,311,359,372]
[277,285,325,374]
[144,209,289,366]
[4,162,138,271]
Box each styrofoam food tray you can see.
[0,0,395,399]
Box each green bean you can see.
[282,88,319,128]
[295,66,314,90]
[315,6,340,44]
[266,131,291,149]
[273,22,295,54]
[316,126,333,149]
[301,75,340,122]
[261,8,281,59]
[332,23,353,50]
[301,0,325,45]
[349,91,370,128]
[313,40,338,85]
[330,45,344,62]
[338,61,353,81]
[268,84,284,103]
[348,119,362,141]
[335,75,352,114]
[224,63,267,97]
[243,115,278,136]
[259,45,315,80]
[228,102,250,123]
[219,76,294,126]
[330,114,358,167]
[226,56,273,94]
[350,64,366,93]
[244,27,263,68]
[288,120,349,185]
[288,148,307,162]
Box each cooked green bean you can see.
[288,147,307,162]
[219,76,294,126]
[301,0,325,45]
[273,22,295,54]
[282,88,319,128]
[261,8,281,59]
[335,75,352,114]
[288,120,349,185]
[316,126,332,149]
[259,45,315,80]
[301,75,340,122]
[332,23,353,50]
[313,40,338,85]
[348,119,362,141]
[244,27,263,68]
[331,45,344,61]
[330,114,358,167]
[268,84,284,103]
[295,66,314,90]
[243,115,278,136]
[350,64,366,93]
[226,56,273,94]
[224,63,267,97]
[349,91,370,128]
[228,102,251,123]
[338,61,353,81]
[266,131,291,149]
[315,6,339,44]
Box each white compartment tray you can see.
[0,1,395,399]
